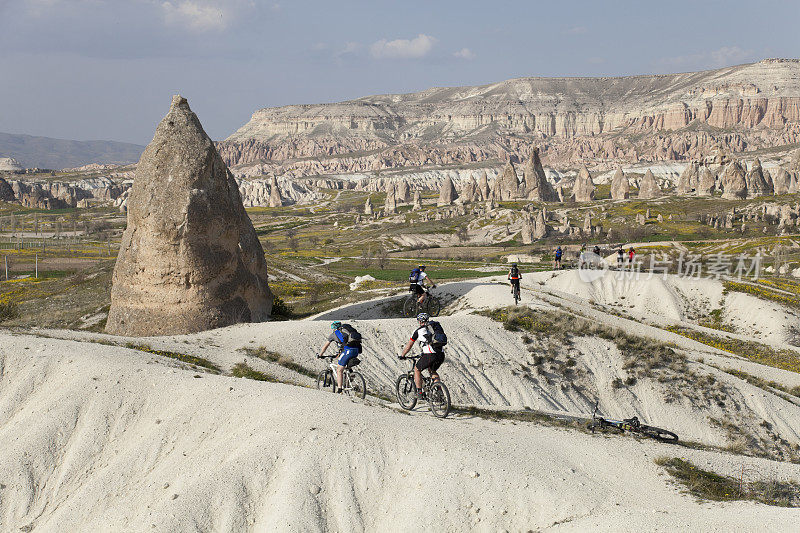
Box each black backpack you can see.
[340,324,362,351]
[510,266,519,277]
[426,321,448,349]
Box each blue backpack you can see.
[409,268,421,283]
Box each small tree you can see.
[360,246,373,268]
[376,247,389,269]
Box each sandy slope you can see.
[1,335,800,532]
[2,272,800,531]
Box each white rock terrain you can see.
[1,272,800,531]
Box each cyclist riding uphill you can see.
[409,265,436,305]
[508,263,522,295]
[398,312,446,399]
[318,321,362,392]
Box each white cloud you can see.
[565,26,587,35]
[657,46,755,70]
[161,1,228,32]
[453,47,475,60]
[369,34,436,59]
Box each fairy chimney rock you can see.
[524,148,559,202]
[638,170,661,199]
[437,175,458,206]
[396,180,411,203]
[268,175,283,207]
[572,165,596,202]
[477,171,490,201]
[364,197,373,215]
[497,161,520,201]
[745,158,773,198]
[697,167,716,196]
[106,95,273,336]
[412,191,422,211]
[384,181,397,214]
[720,161,748,200]
[610,168,630,200]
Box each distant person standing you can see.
[579,244,587,268]
[627,247,636,268]
[554,246,563,270]
[616,249,624,269]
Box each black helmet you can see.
[511,263,517,267]
[419,265,426,271]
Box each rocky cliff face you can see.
[219,59,800,173]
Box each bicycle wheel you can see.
[395,375,417,409]
[428,381,451,418]
[402,296,418,318]
[639,425,679,442]
[514,288,520,305]
[424,296,441,317]
[316,370,334,392]
[346,371,367,400]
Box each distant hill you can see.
[0,132,145,170]
[219,58,800,171]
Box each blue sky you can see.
[0,0,797,144]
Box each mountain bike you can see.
[316,352,367,399]
[511,281,521,305]
[589,401,678,442]
[395,355,451,418]
[402,286,441,318]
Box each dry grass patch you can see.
[656,457,800,507]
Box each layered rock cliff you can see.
[219,59,800,174]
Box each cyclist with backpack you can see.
[318,321,362,392]
[554,246,563,270]
[398,312,446,400]
[508,263,522,298]
[409,265,436,305]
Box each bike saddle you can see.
[624,416,640,428]
[347,358,361,368]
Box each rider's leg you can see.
[413,366,423,390]
[336,364,345,390]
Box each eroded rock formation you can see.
[638,170,661,199]
[437,176,458,206]
[610,168,629,200]
[745,158,773,197]
[572,165,596,202]
[106,95,273,336]
[720,161,748,199]
[523,148,558,202]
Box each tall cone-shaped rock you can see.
[384,181,397,214]
[437,176,458,206]
[106,96,272,336]
[697,167,716,196]
[745,158,773,197]
[572,165,596,202]
[720,161,748,200]
[0,177,14,201]
[497,161,520,201]
[396,180,410,203]
[268,175,283,207]
[477,171,490,201]
[412,190,422,210]
[637,170,661,199]
[773,168,791,195]
[364,197,373,215]
[610,168,630,200]
[461,177,476,203]
[676,162,698,194]
[524,148,558,202]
